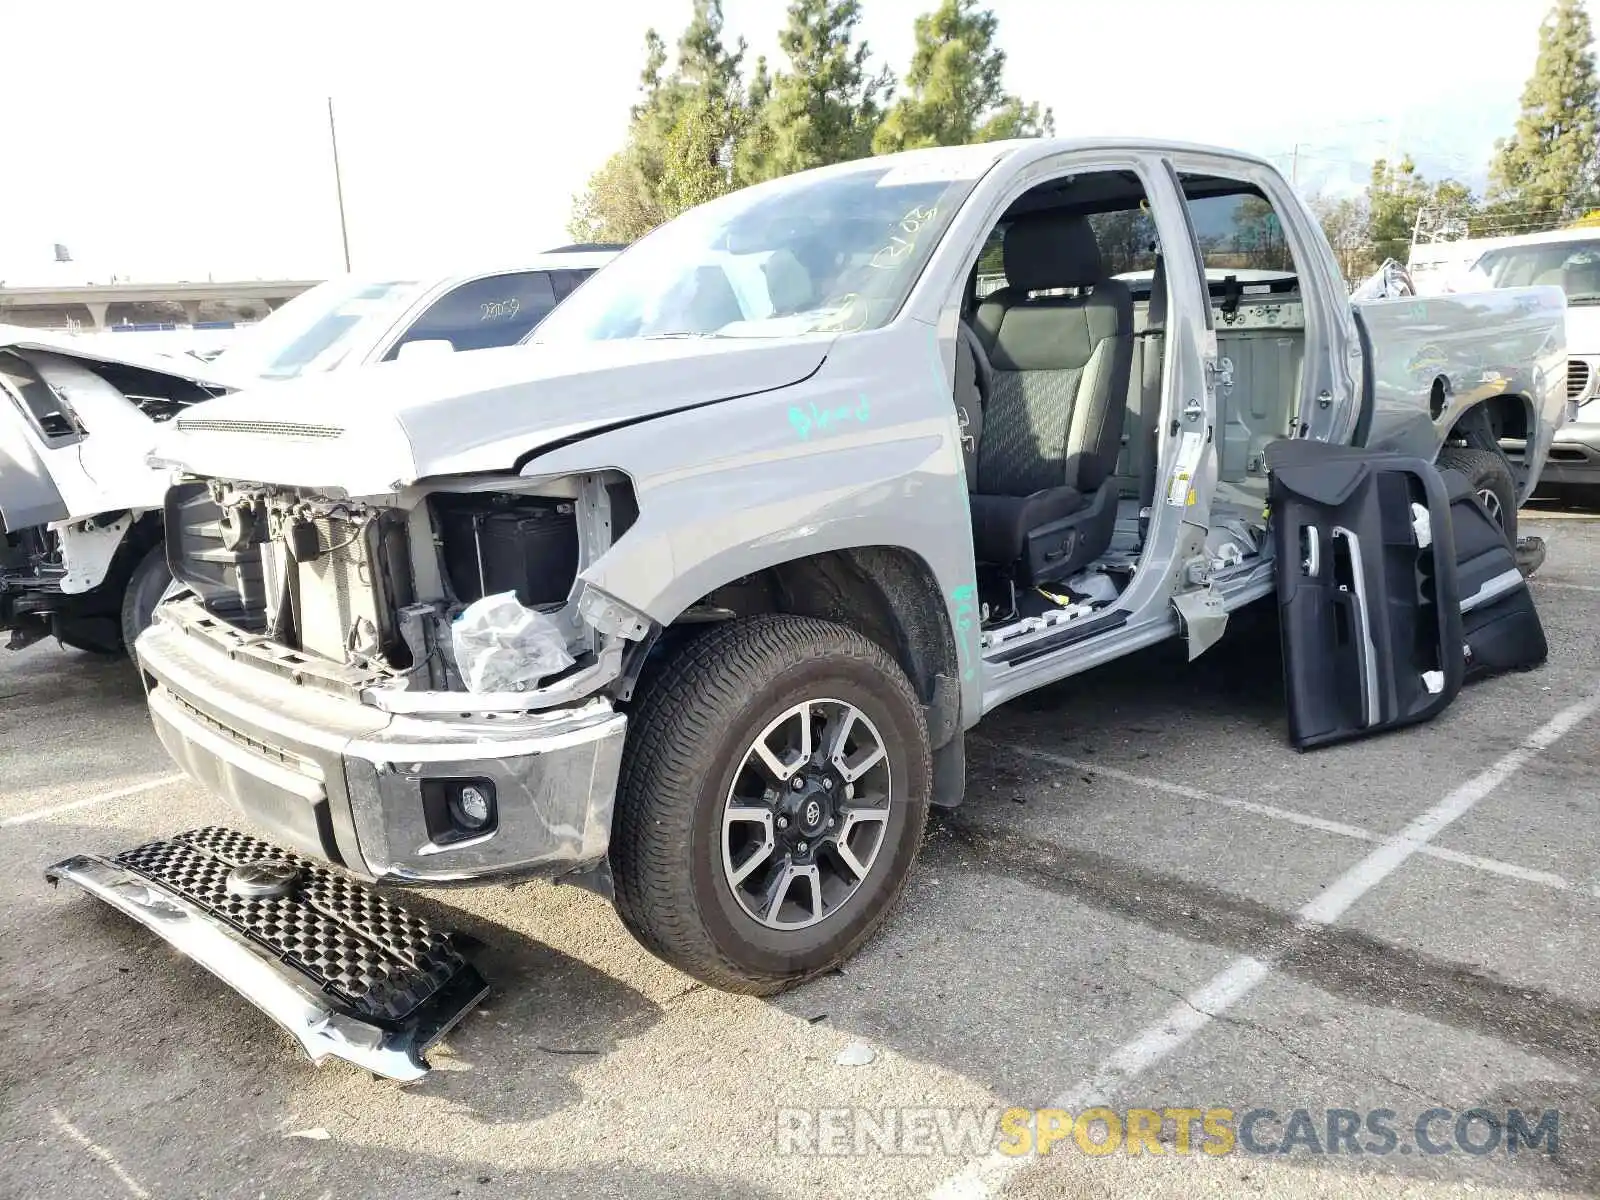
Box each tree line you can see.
[1310,0,1597,279]
[571,0,1600,285]
[568,0,1050,242]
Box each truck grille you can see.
[109,827,473,1023]
[1568,358,1592,402]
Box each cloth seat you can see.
[965,212,1135,581]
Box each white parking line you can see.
[937,689,1600,1199]
[1,775,185,829]
[978,740,1600,898]
[49,1109,151,1199]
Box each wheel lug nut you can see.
[791,777,805,791]
[797,841,809,854]
[776,816,789,830]
[824,778,834,790]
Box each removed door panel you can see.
[1441,467,1549,682]
[1267,440,1463,750]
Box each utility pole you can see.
[328,97,352,273]
[1290,143,1300,188]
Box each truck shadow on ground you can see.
[997,599,1287,730]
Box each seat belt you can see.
[1139,256,1167,512]
[954,322,989,490]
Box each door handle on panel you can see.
[1332,526,1379,728]
[1300,525,1320,577]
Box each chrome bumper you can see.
[46,833,488,1081]
[1540,420,1600,486]
[134,612,627,883]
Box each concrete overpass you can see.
[0,279,322,331]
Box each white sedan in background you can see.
[208,244,621,379]
[1,244,622,656]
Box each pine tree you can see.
[569,2,753,239]
[740,0,893,182]
[1366,156,1432,264]
[871,0,1052,154]
[1489,0,1600,229]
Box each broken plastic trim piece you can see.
[44,854,486,1081]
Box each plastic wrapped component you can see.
[451,592,575,694]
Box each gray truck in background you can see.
[47,138,1566,1079]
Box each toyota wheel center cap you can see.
[226,860,301,899]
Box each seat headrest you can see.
[1003,214,1105,292]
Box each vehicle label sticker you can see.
[1166,430,1204,507]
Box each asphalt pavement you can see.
[2,511,1597,1200]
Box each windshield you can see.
[532,159,985,343]
[212,277,426,379]
[1472,238,1600,305]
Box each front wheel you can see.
[119,542,171,653]
[611,614,932,994]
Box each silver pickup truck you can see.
[46,138,1566,1079]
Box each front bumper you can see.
[134,612,627,883]
[1536,418,1600,487]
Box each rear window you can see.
[1183,191,1296,275]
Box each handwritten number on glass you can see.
[480,297,521,322]
[870,206,938,270]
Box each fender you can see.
[521,327,986,721]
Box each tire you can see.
[1438,447,1517,544]
[611,614,932,995]
[119,541,171,654]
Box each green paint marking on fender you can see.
[950,583,978,681]
[789,395,872,440]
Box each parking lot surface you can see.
[3,511,1598,1200]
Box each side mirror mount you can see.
[395,339,456,363]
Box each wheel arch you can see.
[1439,388,1533,445]
[1437,389,1535,498]
[644,544,964,756]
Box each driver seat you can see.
[967,213,1134,583]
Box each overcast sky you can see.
[1,0,1564,284]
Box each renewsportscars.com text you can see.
[775,1106,1560,1159]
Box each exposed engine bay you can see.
[160,472,651,710]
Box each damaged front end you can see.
[137,468,653,887]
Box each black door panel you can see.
[1267,440,1464,750]
[1440,467,1548,682]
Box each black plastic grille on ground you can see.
[112,828,467,1023]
